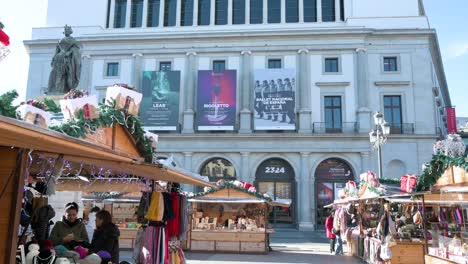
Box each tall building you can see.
[25,0,451,229]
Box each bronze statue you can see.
[47,25,81,94]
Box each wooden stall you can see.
[0,116,214,264]
[187,186,278,254]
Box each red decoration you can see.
[400,174,417,193]
[0,28,10,46]
[446,107,457,134]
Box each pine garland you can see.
[0,90,18,118]
[416,154,468,191]
[42,98,61,113]
[379,178,401,185]
[189,182,273,201]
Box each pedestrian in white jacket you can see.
[86,207,100,240]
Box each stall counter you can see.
[189,229,268,253]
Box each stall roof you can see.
[0,116,214,188]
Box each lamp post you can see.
[369,112,390,179]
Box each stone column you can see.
[176,0,182,26]
[159,0,165,27]
[335,0,340,21]
[80,55,92,92]
[125,0,132,28]
[241,152,251,182]
[183,52,197,133]
[317,0,322,22]
[263,0,268,24]
[245,0,250,24]
[184,152,194,192]
[280,0,286,23]
[298,0,304,23]
[109,0,116,28]
[227,0,233,25]
[298,49,312,133]
[356,48,372,133]
[299,152,313,230]
[240,51,252,133]
[193,0,199,25]
[360,151,370,175]
[142,0,149,27]
[210,0,215,25]
[132,53,143,88]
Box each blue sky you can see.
[0,0,467,116]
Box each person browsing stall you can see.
[49,202,89,248]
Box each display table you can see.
[425,255,459,264]
[119,228,138,248]
[390,240,426,264]
[189,230,267,253]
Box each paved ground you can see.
[121,229,364,264]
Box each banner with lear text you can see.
[446,107,457,134]
[140,71,180,131]
[196,70,237,131]
[253,69,296,130]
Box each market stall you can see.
[186,181,284,254]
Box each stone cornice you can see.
[374,81,411,87]
[316,82,351,87]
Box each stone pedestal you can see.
[239,109,252,134]
[182,110,195,134]
[298,109,312,133]
[357,107,372,133]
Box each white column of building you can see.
[132,53,144,87]
[159,0,165,26]
[241,152,251,182]
[299,152,313,230]
[317,0,322,22]
[334,0,340,21]
[298,49,312,133]
[360,152,370,173]
[109,0,116,28]
[280,0,286,23]
[263,0,268,24]
[176,0,182,26]
[142,0,149,27]
[184,152,194,192]
[227,0,233,25]
[183,52,197,133]
[193,0,199,25]
[125,0,132,27]
[356,48,372,133]
[298,0,304,23]
[240,51,252,133]
[245,0,250,24]
[80,55,92,91]
[210,0,216,25]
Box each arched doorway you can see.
[200,157,237,182]
[315,158,354,228]
[255,158,296,226]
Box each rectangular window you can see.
[324,96,342,133]
[164,0,177,26]
[383,57,398,72]
[250,0,263,24]
[286,0,299,23]
[303,0,317,22]
[340,0,344,21]
[324,58,339,73]
[213,60,226,72]
[321,0,335,22]
[268,0,281,23]
[215,0,228,25]
[160,61,172,71]
[114,0,127,28]
[384,95,403,134]
[131,0,143,27]
[181,0,194,26]
[268,59,282,69]
[198,0,211,25]
[106,62,119,77]
[106,0,111,28]
[147,0,160,27]
[232,0,246,24]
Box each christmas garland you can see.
[189,182,273,201]
[379,178,401,185]
[0,90,18,118]
[49,101,154,162]
[416,154,468,191]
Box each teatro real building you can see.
[25,0,451,230]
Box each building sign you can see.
[253,69,296,130]
[446,107,457,134]
[141,71,180,131]
[196,70,237,131]
[315,158,353,180]
[255,158,295,181]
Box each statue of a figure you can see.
[47,25,81,94]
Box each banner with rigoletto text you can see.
[140,71,180,131]
[196,70,237,131]
[253,69,296,130]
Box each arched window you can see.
[200,158,236,182]
[386,160,406,179]
[315,158,354,180]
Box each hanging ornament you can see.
[0,22,10,62]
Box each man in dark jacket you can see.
[90,210,120,263]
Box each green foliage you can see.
[416,154,468,191]
[0,90,18,118]
[379,178,401,185]
[43,98,61,113]
[189,182,273,201]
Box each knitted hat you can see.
[26,248,40,264]
[96,250,111,260]
[39,240,54,250]
[28,244,40,252]
[74,245,88,259]
[83,254,101,264]
[54,258,71,264]
[54,245,68,256]
[33,250,56,264]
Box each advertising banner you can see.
[446,107,457,134]
[140,71,180,131]
[196,70,237,130]
[253,69,296,130]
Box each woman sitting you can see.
[90,210,120,264]
[49,202,89,248]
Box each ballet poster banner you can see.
[196,70,237,131]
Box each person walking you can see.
[85,206,100,241]
[333,208,344,256]
[325,210,336,254]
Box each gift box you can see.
[60,95,99,121]
[400,174,418,193]
[16,104,52,127]
[144,131,159,149]
[106,85,142,116]
[360,171,379,187]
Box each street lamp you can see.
[369,112,390,179]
